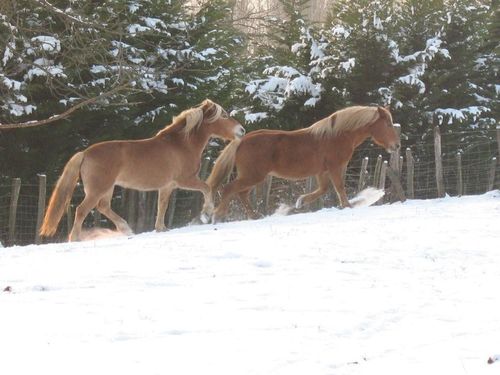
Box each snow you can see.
[435,106,490,124]
[25,58,66,80]
[200,48,217,56]
[2,41,15,66]
[244,111,268,123]
[142,17,167,31]
[90,65,108,74]
[332,25,351,39]
[5,102,36,116]
[2,76,22,91]
[1,192,500,374]
[127,24,151,34]
[397,73,426,94]
[339,58,356,72]
[304,97,319,107]
[30,36,61,53]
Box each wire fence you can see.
[1,127,499,247]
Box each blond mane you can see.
[156,99,224,138]
[308,106,380,138]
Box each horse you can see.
[40,99,245,241]
[203,105,400,223]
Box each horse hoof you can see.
[295,197,304,209]
[200,212,210,224]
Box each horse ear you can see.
[377,106,387,118]
[201,99,214,111]
[329,113,336,128]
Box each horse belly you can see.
[116,165,172,190]
[270,153,323,180]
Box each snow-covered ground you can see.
[1,192,500,375]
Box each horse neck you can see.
[348,125,372,149]
[178,125,212,157]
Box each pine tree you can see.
[0,0,246,180]
[243,0,325,130]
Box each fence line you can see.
[1,128,499,247]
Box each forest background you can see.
[0,0,498,186]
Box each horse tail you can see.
[206,138,242,192]
[40,152,84,237]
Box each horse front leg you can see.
[295,173,330,209]
[329,166,351,208]
[155,184,176,231]
[175,176,214,224]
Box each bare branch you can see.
[0,84,130,130]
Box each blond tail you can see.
[206,138,242,192]
[39,152,84,237]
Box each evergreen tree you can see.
[243,0,325,130]
[0,0,245,180]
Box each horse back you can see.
[237,129,326,179]
[81,138,179,190]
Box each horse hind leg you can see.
[96,188,133,235]
[212,176,263,223]
[70,194,101,241]
[238,188,260,220]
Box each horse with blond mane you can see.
[40,99,245,241]
[203,105,400,222]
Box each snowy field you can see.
[1,192,500,375]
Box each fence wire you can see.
[1,129,499,247]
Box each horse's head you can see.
[201,100,245,140]
[369,107,400,154]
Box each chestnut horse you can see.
[40,99,245,241]
[203,106,400,222]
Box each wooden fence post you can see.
[66,205,73,237]
[487,157,497,192]
[405,148,414,199]
[358,157,369,192]
[373,155,383,188]
[456,152,463,197]
[93,210,101,228]
[136,191,147,233]
[8,178,21,246]
[127,190,137,232]
[194,158,211,214]
[390,124,401,173]
[496,125,500,160]
[35,174,47,244]
[167,190,177,228]
[263,175,273,214]
[375,161,388,205]
[379,161,388,190]
[434,125,445,198]
[147,192,157,230]
[386,168,406,202]
[387,124,405,202]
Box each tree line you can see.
[0,0,498,183]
